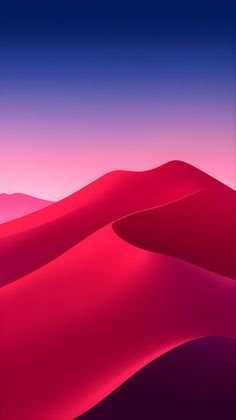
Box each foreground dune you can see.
[0,161,235,419]
[80,337,236,420]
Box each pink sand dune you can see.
[0,161,219,287]
[0,161,235,420]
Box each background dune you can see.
[0,161,223,287]
[0,193,53,224]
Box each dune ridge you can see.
[113,185,236,279]
[0,160,215,237]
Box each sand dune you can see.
[0,160,214,237]
[0,161,224,287]
[0,161,235,419]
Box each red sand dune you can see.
[0,193,53,224]
[0,161,220,287]
[0,161,235,420]
[0,160,214,237]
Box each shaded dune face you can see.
[79,337,236,420]
[0,161,235,420]
[113,185,236,279]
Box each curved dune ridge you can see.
[113,186,236,279]
[0,161,236,420]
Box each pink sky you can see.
[1,91,235,200]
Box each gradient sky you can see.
[0,0,235,200]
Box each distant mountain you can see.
[0,193,53,224]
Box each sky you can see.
[0,0,235,200]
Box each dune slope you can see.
[113,185,236,279]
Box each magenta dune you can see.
[1,161,236,419]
